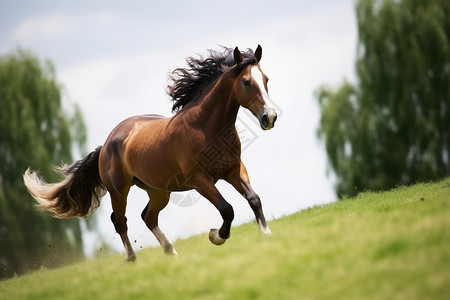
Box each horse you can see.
[23,45,278,262]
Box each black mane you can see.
[167,46,259,113]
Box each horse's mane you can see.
[167,46,259,113]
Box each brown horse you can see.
[24,45,277,261]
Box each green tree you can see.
[316,0,450,197]
[0,49,87,278]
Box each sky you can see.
[0,0,357,254]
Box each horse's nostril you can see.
[262,114,269,127]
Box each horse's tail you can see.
[23,146,107,219]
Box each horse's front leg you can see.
[193,175,234,245]
[227,162,271,235]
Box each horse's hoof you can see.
[164,247,179,256]
[123,254,137,263]
[260,225,272,236]
[209,229,227,245]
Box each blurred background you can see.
[1,0,448,279]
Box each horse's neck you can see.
[195,76,239,132]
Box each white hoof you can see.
[209,228,227,245]
[260,224,272,236]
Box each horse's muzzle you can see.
[261,111,277,130]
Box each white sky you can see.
[0,0,357,254]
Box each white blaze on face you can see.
[250,66,277,128]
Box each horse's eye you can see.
[242,80,251,87]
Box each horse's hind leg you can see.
[141,189,177,255]
[110,189,136,262]
[102,171,136,262]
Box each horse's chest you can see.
[195,127,241,181]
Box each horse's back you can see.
[101,114,166,155]
[99,113,183,188]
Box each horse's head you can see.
[232,45,277,130]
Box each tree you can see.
[316,0,450,197]
[0,49,87,278]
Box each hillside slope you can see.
[1,178,449,299]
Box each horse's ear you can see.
[255,45,262,62]
[234,47,243,64]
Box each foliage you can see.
[0,49,87,279]
[0,178,449,299]
[317,0,450,197]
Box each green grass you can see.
[1,178,450,299]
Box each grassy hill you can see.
[1,178,449,299]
